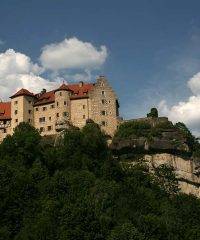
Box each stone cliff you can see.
[111,117,200,197]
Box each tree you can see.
[147,108,158,118]
[108,223,144,240]
[154,164,180,195]
[175,122,200,152]
[0,122,41,166]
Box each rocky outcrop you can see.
[111,128,190,155]
[144,153,200,197]
[110,124,200,197]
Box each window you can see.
[101,121,107,126]
[101,90,105,95]
[83,105,85,109]
[3,129,7,133]
[83,114,85,119]
[64,101,67,106]
[14,101,18,105]
[28,110,32,114]
[40,127,44,133]
[28,101,31,104]
[59,92,62,96]
[15,119,18,123]
[57,102,59,107]
[110,111,112,115]
[51,104,55,109]
[49,116,51,121]
[101,110,107,116]
[28,119,32,123]
[56,113,59,117]
[101,99,107,104]
[36,107,39,111]
[63,112,69,117]
[47,126,52,131]
[14,110,18,115]
[39,117,45,123]
[43,107,47,111]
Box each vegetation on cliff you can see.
[1,123,200,239]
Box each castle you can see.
[0,75,121,142]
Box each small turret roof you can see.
[10,88,35,98]
[54,83,72,92]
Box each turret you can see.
[10,88,35,132]
[54,84,72,131]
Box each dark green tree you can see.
[147,108,158,118]
[154,164,180,195]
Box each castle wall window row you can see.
[0,75,121,142]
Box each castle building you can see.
[0,75,121,142]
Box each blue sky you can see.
[1,0,200,134]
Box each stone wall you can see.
[90,75,119,136]
[33,103,56,135]
[71,98,91,128]
[125,117,169,128]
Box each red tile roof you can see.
[54,83,72,92]
[9,82,94,107]
[34,83,94,105]
[69,83,94,99]
[10,88,35,99]
[34,90,55,106]
[0,102,11,120]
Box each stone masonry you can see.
[0,75,121,142]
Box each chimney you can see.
[79,81,84,87]
[41,88,46,94]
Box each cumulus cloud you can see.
[0,49,59,99]
[64,69,93,82]
[158,72,200,135]
[187,72,200,95]
[39,37,108,70]
[0,38,108,100]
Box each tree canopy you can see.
[1,122,200,239]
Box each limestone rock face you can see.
[144,153,200,197]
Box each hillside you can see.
[111,116,200,197]
[1,122,200,239]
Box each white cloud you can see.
[0,49,43,77]
[0,49,60,99]
[39,37,108,70]
[158,73,200,134]
[187,72,200,95]
[0,37,108,100]
[64,69,94,82]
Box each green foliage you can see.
[0,122,200,239]
[156,121,174,129]
[175,122,200,153]
[153,164,180,195]
[108,222,144,240]
[114,121,151,140]
[147,108,158,118]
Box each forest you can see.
[1,122,200,240]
